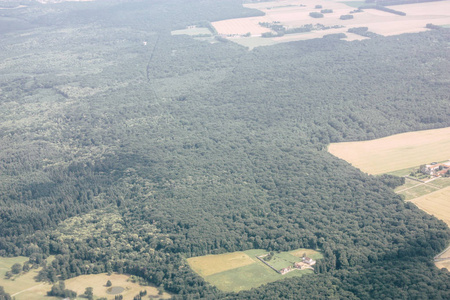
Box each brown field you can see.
[187,251,255,277]
[211,0,450,48]
[64,273,171,299]
[328,127,450,175]
[410,186,450,227]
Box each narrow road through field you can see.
[397,181,441,194]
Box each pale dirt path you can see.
[11,283,46,297]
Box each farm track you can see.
[397,182,440,194]
[434,245,450,262]
[11,283,45,297]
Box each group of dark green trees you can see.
[0,0,450,299]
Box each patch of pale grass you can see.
[290,248,323,260]
[187,252,255,277]
[64,273,171,299]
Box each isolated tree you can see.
[11,263,22,274]
[106,280,112,287]
[84,287,94,300]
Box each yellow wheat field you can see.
[410,186,450,227]
[328,127,450,175]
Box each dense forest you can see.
[1,0,450,298]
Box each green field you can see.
[188,248,321,292]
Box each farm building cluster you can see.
[420,161,450,177]
[279,256,316,275]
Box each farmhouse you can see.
[302,257,316,265]
[279,267,292,275]
[294,261,313,270]
[421,161,450,177]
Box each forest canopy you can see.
[0,0,449,298]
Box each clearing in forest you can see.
[0,256,55,300]
[186,251,255,276]
[63,273,171,299]
[187,248,322,292]
[328,127,450,175]
[0,258,171,300]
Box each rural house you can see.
[421,161,450,177]
[302,257,316,265]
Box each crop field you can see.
[410,187,450,227]
[328,127,450,175]
[187,248,321,292]
[210,0,450,48]
[395,177,450,201]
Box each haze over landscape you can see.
[0,0,450,299]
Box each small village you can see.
[256,254,316,275]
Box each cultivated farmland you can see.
[210,0,450,48]
[328,127,450,175]
[187,248,321,292]
[328,127,450,270]
[410,187,450,227]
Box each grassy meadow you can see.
[187,248,321,293]
[328,127,450,175]
[64,273,171,300]
[0,256,170,300]
[0,256,57,300]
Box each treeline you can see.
[359,4,406,15]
